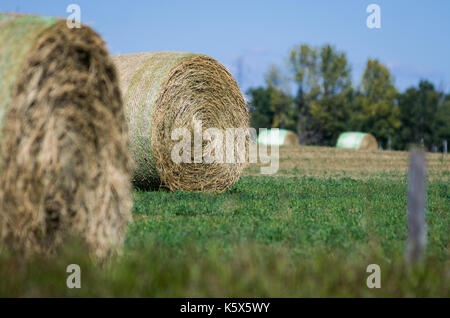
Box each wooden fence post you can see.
[406,149,427,264]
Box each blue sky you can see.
[2,0,450,93]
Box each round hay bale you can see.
[336,132,378,150]
[282,131,299,146]
[257,129,299,146]
[0,14,132,258]
[113,52,249,192]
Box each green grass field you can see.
[1,146,449,297]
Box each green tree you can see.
[319,45,352,98]
[247,65,295,132]
[288,44,320,144]
[310,45,353,145]
[288,44,353,145]
[264,65,296,130]
[395,81,442,150]
[355,59,400,148]
[436,94,450,150]
[247,87,273,132]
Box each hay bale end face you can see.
[257,129,299,146]
[336,132,378,150]
[0,14,132,258]
[113,52,249,192]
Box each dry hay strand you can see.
[0,14,132,258]
[283,131,299,146]
[359,133,378,150]
[113,52,249,192]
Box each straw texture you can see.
[0,14,132,258]
[113,52,249,192]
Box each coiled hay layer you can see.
[0,14,132,258]
[113,52,249,192]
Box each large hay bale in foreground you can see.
[113,52,249,192]
[0,14,132,258]
[257,129,299,146]
[336,132,378,150]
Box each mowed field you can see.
[1,146,449,297]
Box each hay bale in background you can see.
[0,14,132,258]
[113,52,249,192]
[283,131,299,146]
[257,129,299,146]
[336,132,378,150]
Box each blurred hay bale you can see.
[113,52,249,192]
[336,132,378,150]
[257,129,299,146]
[0,14,132,258]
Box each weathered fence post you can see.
[406,149,427,264]
[444,140,448,154]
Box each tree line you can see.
[247,44,450,151]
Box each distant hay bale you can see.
[113,52,249,192]
[336,132,378,150]
[0,14,132,258]
[257,129,299,146]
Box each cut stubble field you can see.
[246,145,450,181]
[1,146,449,297]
